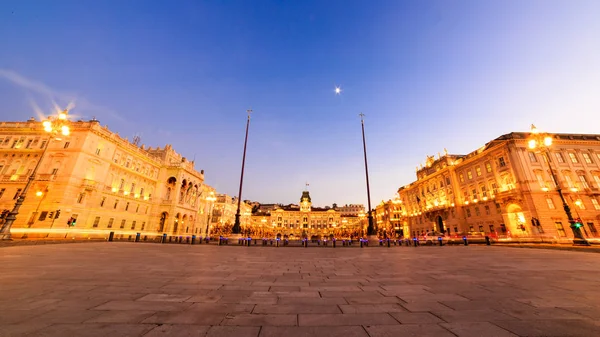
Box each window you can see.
[536,172,546,189]
[478,225,484,233]
[459,174,464,183]
[25,139,33,148]
[495,203,501,214]
[498,157,506,167]
[100,197,106,207]
[484,205,491,215]
[64,142,70,149]
[476,166,482,176]
[467,171,473,180]
[582,153,593,164]
[475,207,481,216]
[568,153,579,163]
[95,148,101,155]
[546,198,556,209]
[485,162,492,173]
[587,223,598,236]
[125,202,130,211]
[554,222,566,237]
[114,199,119,209]
[575,199,585,210]
[481,185,488,197]
[107,218,114,228]
[0,188,4,198]
[564,175,574,188]
[549,172,558,187]
[500,224,507,233]
[38,211,48,221]
[120,219,126,229]
[555,152,565,163]
[491,182,498,194]
[578,175,589,188]
[445,177,451,185]
[528,152,537,163]
[92,217,100,228]
[131,221,136,230]
[51,168,58,175]
[489,224,495,232]
[592,198,600,210]
[13,188,22,200]
[141,222,146,231]
[136,204,140,213]
[77,193,85,204]
[593,175,600,188]
[466,208,472,217]
[472,188,478,200]
[119,179,125,190]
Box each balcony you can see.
[1,174,27,182]
[37,173,55,181]
[82,179,97,191]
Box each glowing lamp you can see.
[544,136,552,147]
[528,139,537,149]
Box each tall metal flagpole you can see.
[359,113,375,236]
[232,109,252,234]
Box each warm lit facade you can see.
[246,190,365,238]
[374,199,406,238]
[397,132,600,240]
[207,193,252,236]
[0,118,216,239]
[338,204,365,216]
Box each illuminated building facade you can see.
[398,132,600,240]
[0,118,214,239]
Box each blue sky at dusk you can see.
[1,0,600,207]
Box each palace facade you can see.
[248,190,364,238]
[396,132,600,240]
[0,117,216,239]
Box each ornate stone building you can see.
[397,132,600,240]
[0,117,216,239]
[207,193,252,236]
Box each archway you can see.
[173,213,180,234]
[436,216,445,234]
[506,203,526,235]
[159,212,168,232]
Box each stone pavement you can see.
[1,243,600,337]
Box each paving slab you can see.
[1,243,600,336]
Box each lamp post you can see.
[359,113,375,237]
[233,109,252,235]
[527,125,589,246]
[205,192,217,237]
[0,110,71,240]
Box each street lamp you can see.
[233,109,252,235]
[204,192,217,237]
[0,110,71,240]
[359,113,375,237]
[528,124,589,246]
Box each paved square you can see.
[1,243,600,336]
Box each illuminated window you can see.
[107,218,114,228]
[564,175,574,188]
[578,175,589,188]
[568,153,579,163]
[590,198,600,210]
[120,219,126,229]
[554,222,566,237]
[528,152,537,163]
[582,153,593,164]
[485,162,492,173]
[467,171,473,180]
[555,152,565,163]
[476,166,482,176]
[459,174,464,183]
[92,217,100,228]
[546,198,555,209]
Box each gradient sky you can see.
[1,0,600,207]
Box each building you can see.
[338,204,365,216]
[246,190,364,238]
[373,198,406,238]
[0,117,216,240]
[207,193,252,236]
[397,131,600,241]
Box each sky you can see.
[1,0,600,208]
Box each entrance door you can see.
[436,216,444,234]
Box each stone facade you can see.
[398,132,600,240]
[0,118,215,239]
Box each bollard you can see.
[191,235,196,245]
[161,233,167,243]
[413,237,418,247]
[276,238,280,247]
[485,236,491,246]
[135,233,141,242]
[360,239,364,248]
[463,236,468,246]
[218,236,222,246]
[333,238,336,248]
[438,237,443,246]
[108,231,115,242]
[387,238,391,247]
